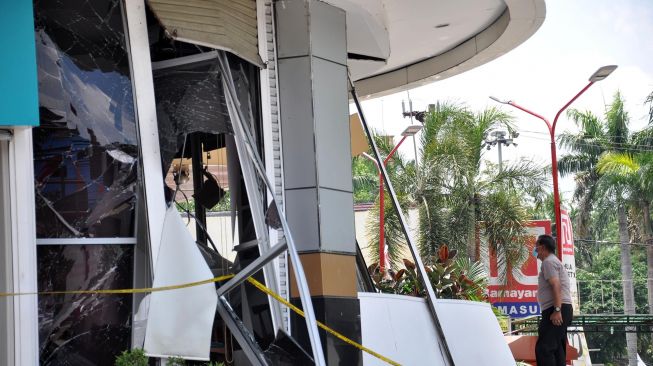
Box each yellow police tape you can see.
[0,274,401,366]
[0,274,236,297]
[245,276,401,366]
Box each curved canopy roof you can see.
[148,0,545,98]
[337,0,546,98]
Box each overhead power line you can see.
[517,131,653,152]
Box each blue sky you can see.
[358,0,653,200]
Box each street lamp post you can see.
[490,65,617,259]
[483,130,518,172]
[363,125,422,272]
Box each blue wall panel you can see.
[0,1,39,126]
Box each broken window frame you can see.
[150,49,284,345]
[0,137,13,365]
[1,128,40,366]
[31,0,142,363]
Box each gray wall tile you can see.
[285,188,320,252]
[278,57,317,189]
[312,58,352,192]
[309,0,347,65]
[275,0,310,59]
[318,188,355,254]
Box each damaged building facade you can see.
[0,0,545,365]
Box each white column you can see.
[9,127,39,365]
[124,0,167,271]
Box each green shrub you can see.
[369,244,488,301]
[115,348,148,366]
[167,356,186,365]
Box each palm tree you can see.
[415,102,546,271]
[596,155,639,366]
[559,92,638,365]
[598,150,653,360]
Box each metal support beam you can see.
[232,119,284,331]
[350,80,456,366]
[217,52,326,366]
[190,134,207,246]
[216,296,268,366]
[217,240,287,296]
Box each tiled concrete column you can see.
[275,1,361,364]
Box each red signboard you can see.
[484,220,551,317]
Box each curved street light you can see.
[490,65,617,259]
[362,125,423,272]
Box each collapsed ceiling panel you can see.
[148,0,263,67]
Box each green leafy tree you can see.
[352,156,378,203]
[355,103,546,277]
[414,103,546,274]
[577,245,652,365]
[559,92,639,364]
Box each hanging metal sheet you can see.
[144,206,218,361]
[148,0,264,67]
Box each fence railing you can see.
[576,278,652,315]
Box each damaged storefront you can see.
[28,0,308,364]
[1,0,545,365]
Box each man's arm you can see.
[548,276,562,309]
[547,275,563,325]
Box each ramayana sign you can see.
[484,220,550,318]
[484,215,579,318]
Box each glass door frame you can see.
[2,127,39,365]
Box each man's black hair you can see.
[536,234,556,253]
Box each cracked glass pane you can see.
[154,58,233,174]
[33,0,138,239]
[37,245,134,366]
[153,55,259,177]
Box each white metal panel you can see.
[148,0,263,67]
[359,293,516,366]
[0,139,14,366]
[144,206,217,360]
[36,238,137,245]
[8,127,39,365]
[125,0,168,272]
[435,299,516,365]
[259,0,290,331]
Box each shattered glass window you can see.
[32,0,137,364]
[33,0,138,239]
[154,58,233,174]
[37,245,134,366]
[153,55,260,176]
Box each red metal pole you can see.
[549,136,563,258]
[379,171,385,272]
[507,81,595,259]
[385,136,408,165]
[379,136,408,273]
